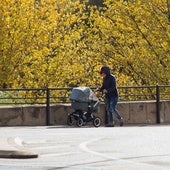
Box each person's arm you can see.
[95,80,104,92]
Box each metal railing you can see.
[0,85,169,125]
[0,85,169,105]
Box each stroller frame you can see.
[67,87,101,127]
[67,101,101,127]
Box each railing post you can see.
[46,88,50,126]
[156,85,160,124]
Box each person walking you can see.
[98,66,123,127]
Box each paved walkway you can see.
[0,125,170,170]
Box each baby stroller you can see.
[67,87,101,127]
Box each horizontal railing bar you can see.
[0,85,169,105]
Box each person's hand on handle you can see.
[103,89,107,94]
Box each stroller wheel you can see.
[67,115,74,126]
[76,118,83,127]
[93,117,101,127]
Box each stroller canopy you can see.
[70,87,98,102]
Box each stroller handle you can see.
[93,100,100,108]
[102,93,105,98]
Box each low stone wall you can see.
[0,100,169,126]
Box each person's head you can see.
[100,66,111,77]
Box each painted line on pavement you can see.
[79,138,120,160]
[79,138,163,169]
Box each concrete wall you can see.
[0,100,169,126]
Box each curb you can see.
[0,137,38,159]
[0,150,38,159]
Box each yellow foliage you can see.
[0,0,169,89]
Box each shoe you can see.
[119,118,124,126]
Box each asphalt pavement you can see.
[0,125,170,170]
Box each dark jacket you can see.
[100,66,118,98]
